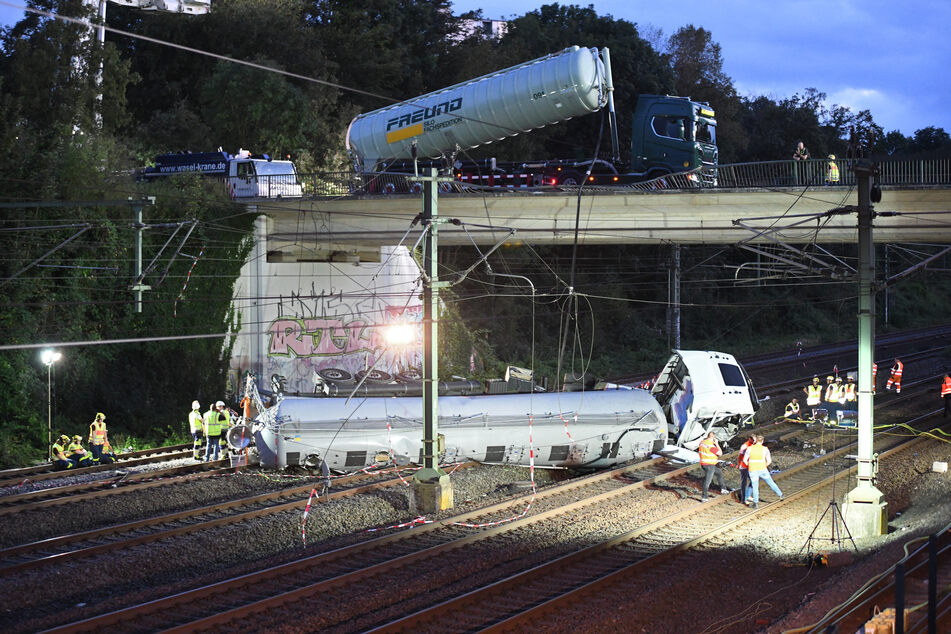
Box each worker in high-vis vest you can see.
[941,374,951,418]
[67,435,93,468]
[216,400,233,452]
[736,433,756,504]
[804,376,822,420]
[825,154,840,184]
[841,375,857,405]
[88,412,108,463]
[784,398,801,421]
[823,375,840,411]
[188,401,204,460]
[745,434,783,509]
[697,431,730,501]
[885,359,903,393]
[52,434,74,470]
[202,403,223,462]
[98,440,118,464]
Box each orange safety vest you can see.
[891,361,903,378]
[805,384,822,406]
[746,444,768,471]
[738,439,755,469]
[942,376,951,397]
[89,420,107,445]
[842,383,856,402]
[698,438,720,465]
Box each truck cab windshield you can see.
[255,161,296,176]
[695,121,715,145]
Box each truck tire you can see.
[560,171,584,188]
[317,368,352,382]
[354,369,392,383]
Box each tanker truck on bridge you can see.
[345,45,718,191]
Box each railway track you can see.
[46,411,948,633]
[0,460,234,515]
[0,443,194,488]
[0,464,445,575]
[374,420,948,632]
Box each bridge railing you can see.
[296,157,951,198]
[711,158,951,188]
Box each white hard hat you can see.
[192,400,200,410]
[215,400,225,408]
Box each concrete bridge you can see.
[245,159,951,261]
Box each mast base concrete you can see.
[843,483,888,538]
[412,469,454,514]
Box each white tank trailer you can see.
[345,45,610,171]
[249,350,758,472]
[255,389,667,472]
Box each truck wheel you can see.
[317,368,352,382]
[355,369,392,383]
[560,171,584,188]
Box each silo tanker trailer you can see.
[345,45,718,191]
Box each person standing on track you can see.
[941,374,951,417]
[804,376,822,421]
[188,400,204,460]
[88,412,108,463]
[746,435,783,509]
[822,375,839,420]
[737,432,756,504]
[885,358,903,393]
[202,402,223,462]
[698,431,730,501]
[841,374,857,407]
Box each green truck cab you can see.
[630,94,718,181]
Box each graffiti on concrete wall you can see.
[263,289,422,393]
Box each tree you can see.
[665,25,745,163]
[0,0,138,138]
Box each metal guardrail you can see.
[284,158,951,199]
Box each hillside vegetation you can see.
[1,1,949,466]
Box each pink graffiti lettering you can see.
[268,318,385,357]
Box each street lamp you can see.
[41,349,62,462]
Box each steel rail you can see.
[381,424,942,632]
[53,413,943,634]
[0,466,424,575]
[0,444,194,488]
[0,463,236,517]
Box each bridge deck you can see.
[256,185,951,258]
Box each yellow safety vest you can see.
[825,384,841,402]
[203,410,221,436]
[842,383,856,402]
[698,438,719,465]
[89,420,107,445]
[67,441,86,454]
[188,409,203,434]
[806,384,822,406]
[52,441,69,460]
[827,161,840,182]
[747,444,768,471]
[784,401,800,418]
